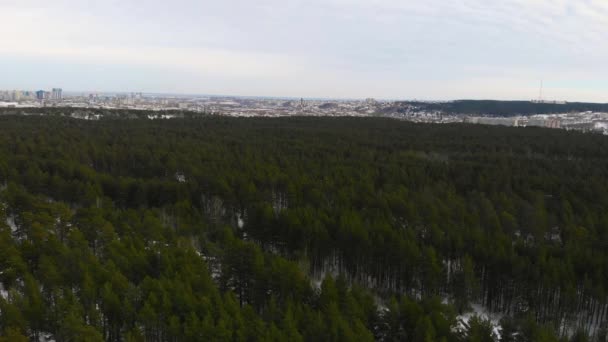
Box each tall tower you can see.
[52,88,63,100]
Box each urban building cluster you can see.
[463,113,608,133]
[1,89,607,135]
[0,88,62,102]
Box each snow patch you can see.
[594,121,608,130]
[0,282,8,300]
[6,215,17,233]
[175,172,186,183]
[457,303,503,339]
[200,254,221,281]
[311,277,323,290]
[38,332,55,342]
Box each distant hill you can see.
[394,100,608,116]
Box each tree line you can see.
[395,100,608,116]
[1,114,607,341]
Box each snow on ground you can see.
[200,254,221,281]
[311,277,323,290]
[147,114,178,119]
[0,282,8,300]
[457,303,503,339]
[594,122,608,130]
[374,295,389,313]
[6,215,17,233]
[38,333,55,342]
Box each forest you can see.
[0,114,607,341]
[397,100,608,116]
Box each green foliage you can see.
[397,100,608,116]
[0,115,605,341]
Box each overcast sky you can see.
[1,0,608,101]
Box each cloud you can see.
[1,0,607,101]
[0,43,304,79]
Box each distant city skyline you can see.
[1,1,608,102]
[1,85,607,104]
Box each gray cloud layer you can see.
[1,0,607,101]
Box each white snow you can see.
[147,114,178,120]
[0,283,8,300]
[456,303,503,339]
[6,215,17,233]
[200,254,221,281]
[175,172,186,183]
[38,332,55,342]
[311,277,323,290]
[594,121,608,130]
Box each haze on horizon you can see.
[1,0,608,102]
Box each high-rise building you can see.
[11,90,21,101]
[36,90,45,100]
[52,88,62,100]
[21,91,35,100]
